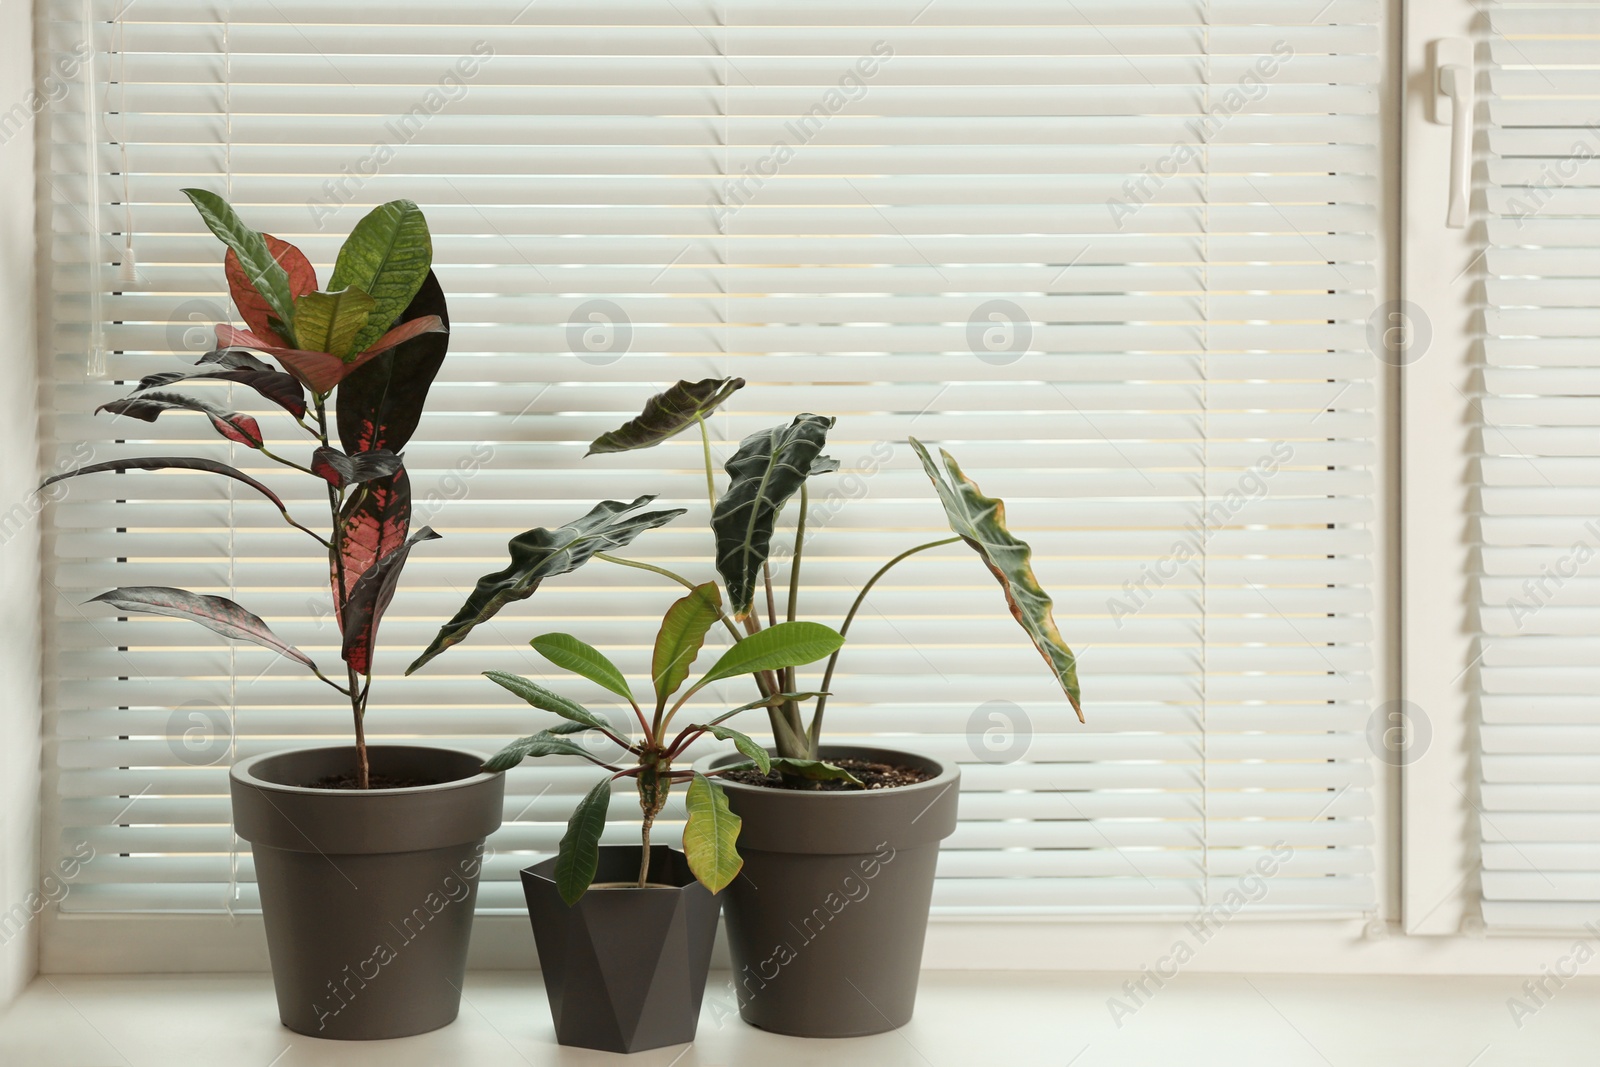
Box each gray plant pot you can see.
[522,845,721,1054]
[230,745,504,1040]
[698,743,960,1038]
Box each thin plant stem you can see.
[763,563,778,628]
[698,416,717,512]
[638,813,653,887]
[806,536,961,755]
[595,552,745,643]
[787,483,806,623]
[258,446,315,477]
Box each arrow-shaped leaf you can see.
[224,234,317,347]
[98,390,264,449]
[586,377,746,455]
[137,348,307,419]
[310,447,402,489]
[484,670,614,734]
[683,773,742,893]
[695,621,844,688]
[910,436,1082,720]
[529,634,634,704]
[554,776,613,904]
[652,582,722,708]
[183,189,298,338]
[328,199,434,356]
[407,496,686,674]
[340,526,439,674]
[87,586,318,672]
[483,730,601,773]
[293,286,376,361]
[711,415,834,618]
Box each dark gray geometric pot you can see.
[699,744,959,1038]
[522,845,721,1054]
[230,745,504,1040]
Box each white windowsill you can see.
[2,970,1593,1066]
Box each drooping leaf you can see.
[711,415,835,618]
[40,457,303,529]
[214,318,445,395]
[722,756,865,787]
[336,271,450,453]
[331,467,410,623]
[652,582,722,708]
[340,526,439,673]
[910,437,1082,720]
[293,287,375,361]
[182,189,297,337]
[700,724,770,774]
[586,377,746,456]
[87,586,317,672]
[695,620,844,688]
[528,634,635,704]
[327,199,433,356]
[137,347,307,419]
[554,776,613,904]
[810,455,841,476]
[310,447,402,489]
[683,774,742,893]
[483,670,614,734]
[224,234,317,347]
[407,496,686,674]
[483,731,602,773]
[97,390,264,449]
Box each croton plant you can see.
[44,191,450,788]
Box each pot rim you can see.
[230,743,500,798]
[694,742,959,801]
[522,845,704,895]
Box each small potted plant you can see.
[43,192,505,1040]
[584,379,1083,1036]
[472,587,845,1053]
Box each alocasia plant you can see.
[481,586,847,901]
[43,191,453,788]
[412,377,1082,767]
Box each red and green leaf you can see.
[224,234,317,347]
[41,457,297,524]
[97,390,264,449]
[331,467,411,622]
[215,317,445,395]
[87,586,318,672]
[336,271,450,454]
[137,348,306,419]
[340,526,439,673]
[310,447,402,489]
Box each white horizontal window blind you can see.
[40,0,1379,928]
[1477,1,1600,932]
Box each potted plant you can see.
[408,377,1083,1037]
[42,192,504,1040]
[473,588,845,1052]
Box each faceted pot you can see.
[521,845,722,1054]
[230,745,504,1040]
[698,744,960,1037]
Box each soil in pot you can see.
[723,756,935,791]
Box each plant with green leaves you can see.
[482,584,848,902]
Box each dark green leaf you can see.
[336,271,450,453]
[138,347,307,419]
[482,731,601,772]
[701,725,769,774]
[310,447,402,489]
[652,583,722,707]
[529,634,634,704]
[711,415,834,618]
[715,691,829,721]
[182,188,297,336]
[910,437,1082,719]
[40,457,302,529]
[407,496,686,673]
[586,377,745,455]
[483,670,613,734]
[555,776,613,904]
